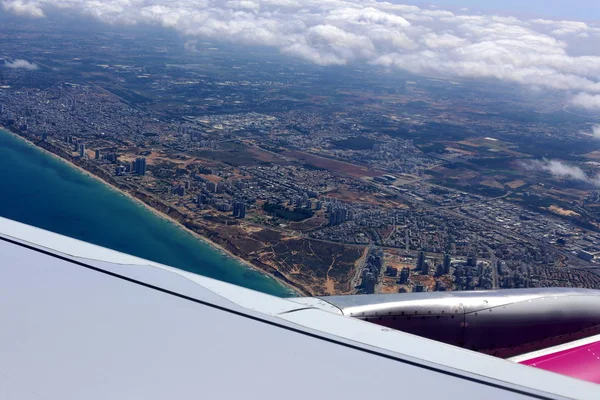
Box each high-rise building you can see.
[422,261,431,276]
[417,251,425,271]
[335,209,343,224]
[362,270,377,294]
[398,267,410,284]
[467,255,477,267]
[206,181,216,193]
[94,150,100,160]
[435,263,444,277]
[232,201,246,218]
[134,158,147,176]
[0,104,4,114]
[79,143,86,158]
[329,212,336,226]
[106,153,118,163]
[443,254,451,275]
[347,210,354,221]
[216,181,225,194]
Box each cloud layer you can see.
[570,93,600,111]
[3,0,600,109]
[3,0,44,17]
[4,59,39,70]
[521,159,600,187]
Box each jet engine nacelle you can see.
[308,288,600,358]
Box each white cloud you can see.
[592,125,600,139]
[4,59,39,70]
[570,92,600,111]
[2,0,600,109]
[2,0,44,17]
[521,159,600,186]
[531,19,593,37]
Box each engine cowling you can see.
[306,288,600,358]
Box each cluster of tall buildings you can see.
[206,181,225,194]
[361,248,384,294]
[415,251,452,277]
[115,157,147,176]
[196,191,247,219]
[328,206,354,227]
[63,135,87,158]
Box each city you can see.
[2,13,600,296]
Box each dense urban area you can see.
[2,15,600,296]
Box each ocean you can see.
[0,129,293,297]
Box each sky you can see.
[402,0,600,21]
[2,0,600,112]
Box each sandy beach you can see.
[0,126,299,295]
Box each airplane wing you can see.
[0,216,598,400]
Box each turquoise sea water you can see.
[0,130,293,297]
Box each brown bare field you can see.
[506,179,527,189]
[247,146,285,163]
[381,276,401,294]
[458,140,482,148]
[325,188,408,209]
[548,205,581,217]
[458,138,527,157]
[145,152,189,166]
[287,216,327,232]
[282,150,385,178]
[446,169,479,180]
[584,151,600,160]
[479,179,505,189]
[548,188,588,201]
[445,147,477,156]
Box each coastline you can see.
[0,126,301,296]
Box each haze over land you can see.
[3,0,600,110]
